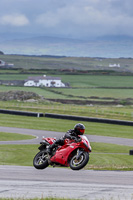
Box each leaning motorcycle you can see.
[33,135,91,170]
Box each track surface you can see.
[0,126,133,199]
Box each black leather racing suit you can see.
[48,129,80,152]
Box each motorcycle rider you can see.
[47,123,85,154]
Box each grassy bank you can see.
[0,100,133,121]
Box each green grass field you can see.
[60,75,133,87]
[1,54,133,72]
[0,85,133,103]
[49,87,133,99]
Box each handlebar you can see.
[72,137,82,143]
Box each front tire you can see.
[69,151,89,170]
[33,151,49,169]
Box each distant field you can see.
[0,74,30,80]
[59,75,133,87]
[0,85,133,100]
[50,88,133,99]
[1,54,133,72]
[0,85,64,99]
[0,74,133,87]
[0,74,133,100]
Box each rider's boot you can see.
[47,143,56,154]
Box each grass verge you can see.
[88,142,133,170]
[0,132,35,141]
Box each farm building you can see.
[0,59,14,67]
[24,75,65,87]
[0,60,5,67]
[109,63,120,68]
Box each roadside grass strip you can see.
[0,132,35,141]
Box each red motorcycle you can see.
[33,135,91,170]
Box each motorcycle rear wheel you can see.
[69,151,89,170]
[33,151,49,169]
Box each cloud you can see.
[36,12,60,27]
[0,0,133,38]
[0,14,29,26]
[34,1,133,38]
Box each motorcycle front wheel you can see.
[33,151,49,169]
[69,151,89,170]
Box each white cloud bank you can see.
[35,2,133,37]
[0,14,29,26]
[0,0,133,38]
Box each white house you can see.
[109,63,120,68]
[24,75,65,87]
[0,59,14,67]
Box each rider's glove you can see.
[71,136,77,140]
[77,137,82,142]
[71,136,81,142]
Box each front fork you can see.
[76,149,84,160]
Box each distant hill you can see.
[0,51,4,55]
[97,35,133,41]
[1,34,133,58]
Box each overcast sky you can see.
[0,0,133,39]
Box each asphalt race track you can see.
[0,126,133,200]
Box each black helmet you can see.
[74,123,85,135]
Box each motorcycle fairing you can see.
[50,142,82,166]
[43,137,56,145]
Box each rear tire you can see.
[69,151,89,170]
[33,151,49,169]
